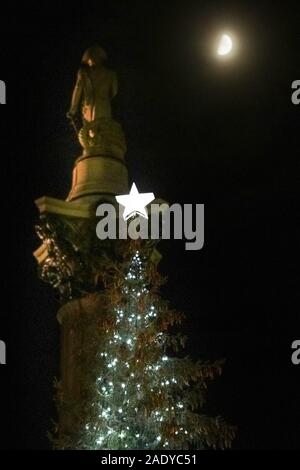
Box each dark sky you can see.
[0,1,299,449]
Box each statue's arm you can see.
[68,69,84,116]
[111,71,118,99]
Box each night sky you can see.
[0,1,299,449]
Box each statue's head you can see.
[82,46,107,66]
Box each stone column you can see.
[34,151,129,441]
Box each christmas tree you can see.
[53,240,235,450]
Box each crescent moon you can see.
[217,34,233,56]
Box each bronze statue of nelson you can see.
[67,46,126,159]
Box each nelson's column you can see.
[34,46,138,440]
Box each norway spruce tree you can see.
[52,240,235,450]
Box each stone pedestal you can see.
[67,155,128,202]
